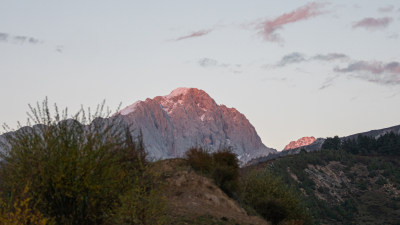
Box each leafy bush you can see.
[112,168,166,225]
[239,170,312,225]
[186,147,213,175]
[211,150,239,197]
[186,147,239,197]
[0,99,166,224]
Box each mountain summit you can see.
[115,88,276,163]
[283,136,316,151]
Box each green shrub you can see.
[186,147,239,197]
[239,170,312,225]
[186,147,213,174]
[212,150,239,197]
[112,167,166,225]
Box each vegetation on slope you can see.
[0,99,269,225]
[256,132,400,224]
[3,98,398,225]
[0,100,166,225]
[156,158,268,225]
[186,147,312,225]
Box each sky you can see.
[1,0,399,150]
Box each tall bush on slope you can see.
[0,99,166,225]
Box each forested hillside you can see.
[250,132,400,224]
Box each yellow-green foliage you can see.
[0,185,53,225]
[113,169,167,225]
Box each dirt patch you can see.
[157,159,269,225]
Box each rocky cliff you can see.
[283,136,316,151]
[114,88,276,163]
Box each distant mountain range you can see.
[247,124,400,166]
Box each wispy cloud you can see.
[174,29,213,41]
[172,3,326,43]
[198,58,242,74]
[0,33,9,42]
[319,75,339,90]
[378,5,394,13]
[352,17,392,30]
[198,58,219,67]
[274,53,400,87]
[276,52,348,67]
[277,52,307,66]
[335,61,400,74]
[198,57,236,68]
[312,53,348,61]
[0,32,42,45]
[256,2,326,42]
[55,45,63,53]
[334,60,400,85]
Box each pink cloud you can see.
[174,29,213,41]
[335,61,400,85]
[335,61,400,74]
[257,2,326,42]
[352,17,392,30]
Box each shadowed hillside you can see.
[248,133,400,224]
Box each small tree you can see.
[186,147,239,197]
[211,149,239,197]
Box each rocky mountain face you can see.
[283,136,316,151]
[114,88,276,164]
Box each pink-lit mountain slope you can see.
[283,137,316,151]
[114,88,276,164]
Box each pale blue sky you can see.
[1,0,399,150]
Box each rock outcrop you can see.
[283,136,316,151]
[115,88,276,163]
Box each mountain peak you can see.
[166,87,192,98]
[164,88,212,102]
[155,87,216,115]
[115,87,276,163]
[283,136,316,151]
